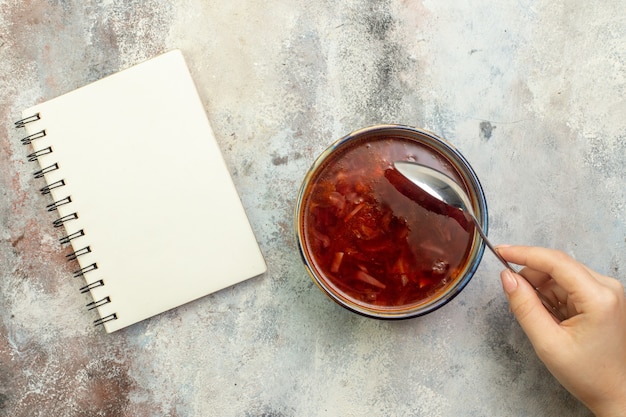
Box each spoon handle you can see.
[467,212,566,321]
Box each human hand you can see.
[497,245,626,417]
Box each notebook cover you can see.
[20,50,267,333]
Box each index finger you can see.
[496,245,601,297]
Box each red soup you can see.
[297,127,484,317]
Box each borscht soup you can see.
[295,125,487,318]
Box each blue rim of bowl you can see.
[295,124,488,319]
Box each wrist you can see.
[590,395,626,417]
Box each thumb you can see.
[500,269,558,346]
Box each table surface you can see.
[1,1,625,416]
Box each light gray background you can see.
[1,1,624,416]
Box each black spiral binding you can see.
[94,314,118,326]
[73,263,98,277]
[14,113,41,128]
[59,229,84,244]
[53,213,78,228]
[67,246,91,261]
[16,112,117,329]
[21,130,46,145]
[40,179,66,195]
[46,196,72,212]
[34,163,59,178]
[80,279,104,293]
[27,147,53,162]
[86,296,111,311]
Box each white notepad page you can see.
[21,50,266,333]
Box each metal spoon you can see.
[393,160,565,321]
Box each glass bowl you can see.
[295,125,487,319]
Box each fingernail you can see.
[500,269,518,294]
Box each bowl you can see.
[295,125,487,319]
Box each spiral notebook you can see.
[15,50,267,333]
